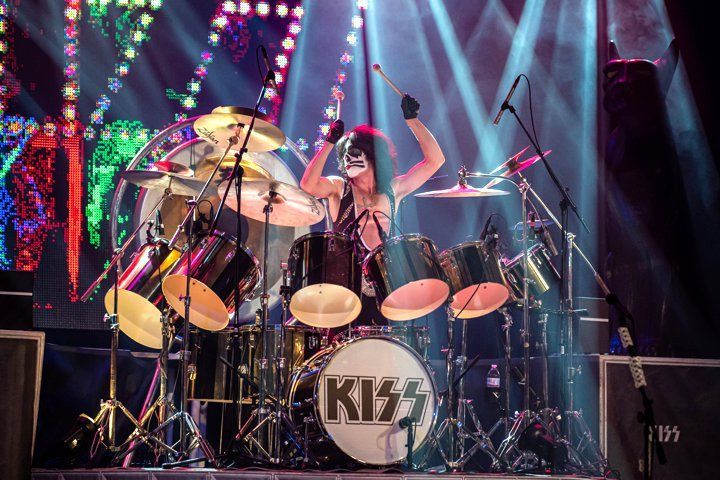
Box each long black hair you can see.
[335,124,398,197]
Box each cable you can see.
[520,74,542,150]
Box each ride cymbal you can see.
[193,106,285,152]
[415,182,511,198]
[220,178,325,227]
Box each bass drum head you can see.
[135,138,313,322]
[316,337,437,465]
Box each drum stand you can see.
[73,191,174,463]
[114,311,180,464]
[420,310,502,472]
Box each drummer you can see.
[300,93,445,326]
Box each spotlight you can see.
[517,420,567,470]
[63,413,98,453]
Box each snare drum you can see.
[162,231,261,331]
[288,336,437,466]
[288,231,361,328]
[440,241,509,318]
[502,243,560,302]
[105,238,182,348]
[363,234,449,321]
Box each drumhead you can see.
[314,337,437,465]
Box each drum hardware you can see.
[156,101,253,467]
[72,188,176,461]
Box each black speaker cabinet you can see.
[0,330,44,480]
[600,356,720,480]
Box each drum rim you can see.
[503,242,546,267]
[363,233,439,264]
[289,230,353,252]
[439,239,494,258]
[290,335,438,466]
[195,229,263,277]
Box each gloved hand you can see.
[326,119,345,144]
[401,94,420,120]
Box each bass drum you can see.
[288,336,437,466]
[130,137,316,322]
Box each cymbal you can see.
[415,182,511,198]
[193,106,286,152]
[153,160,192,176]
[220,178,325,227]
[194,154,272,184]
[121,170,214,197]
[484,149,552,189]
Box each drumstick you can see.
[372,63,404,97]
[333,89,345,121]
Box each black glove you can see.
[326,119,344,144]
[401,94,420,120]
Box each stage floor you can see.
[32,469,605,480]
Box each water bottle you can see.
[486,364,501,402]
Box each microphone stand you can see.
[499,100,588,442]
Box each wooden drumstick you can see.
[372,63,404,97]
[333,89,345,121]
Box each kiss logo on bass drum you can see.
[287,336,438,466]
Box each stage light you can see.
[276,3,289,18]
[289,20,301,35]
[275,53,288,69]
[149,0,163,9]
[238,1,251,15]
[222,1,236,14]
[282,37,295,51]
[346,31,357,46]
[292,5,304,19]
[352,15,363,29]
[256,2,270,18]
[357,0,369,10]
[212,15,228,29]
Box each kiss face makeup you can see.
[344,146,370,179]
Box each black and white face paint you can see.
[344,146,369,179]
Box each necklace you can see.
[360,194,376,209]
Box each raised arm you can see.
[299,120,345,199]
[392,95,446,200]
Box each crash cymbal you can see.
[513,218,554,229]
[193,106,286,152]
[121,170,214,197]
[488,146,531,175]
[193,154,272,183]
[153,160,192,176]
[220,178,325,227]
[484,149,552,189]
[415,182,511,198]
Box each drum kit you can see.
[72,75,605,473]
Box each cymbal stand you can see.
[76,190,173,461]
[115,310,179,464]
[232,192,276,461]
[157,129,242,469]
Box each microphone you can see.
[493,74,521,126]
[372,211,388,242]
[260,45,279,91]
[342,208,370,236]
[479,214,494,240]
[155,209,165,236]
[538,225,559,256]
[398,416,416,429]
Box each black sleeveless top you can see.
[334,181,397,242]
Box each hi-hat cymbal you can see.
[484,149,552,189]
[220,178,325,227]
[121,170,214,197]
[415,182,511,198]
[193,106,286,152]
